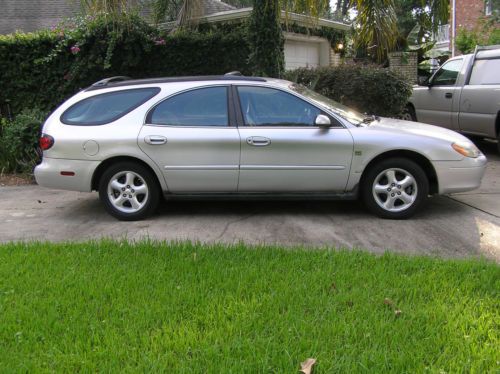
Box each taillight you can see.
[39,134,54,151]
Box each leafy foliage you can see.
[0,13,250,116]
[0,108,48,173]
[455,17,500,54]
[285,65,413,117]
[353,0,398,62]
[248,0,285,77]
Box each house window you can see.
[485,0,499,16]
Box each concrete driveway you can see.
[1,140,499,262]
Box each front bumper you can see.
[34,157,100,192]
[434,154,487,194]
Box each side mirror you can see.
[418,76,431,87]
[315,114,331,127]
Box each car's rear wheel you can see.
[98,162,160,221]
[362,158,429,219]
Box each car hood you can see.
[367,117,469,144]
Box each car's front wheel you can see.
[98,162,160,221]
[361,158,429,219]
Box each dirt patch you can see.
[0,174,35,186]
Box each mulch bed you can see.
[0,174,35,186]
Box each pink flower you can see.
[70,45,80,54]
[154,38,166,46]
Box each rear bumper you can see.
[34,157,100,192]
[434,154,487,194]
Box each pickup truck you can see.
[405,46,500,152]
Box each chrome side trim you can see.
[240,165,346,170]
[164,165,239,170]
[163,165,345,170]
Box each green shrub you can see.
[0,13,250,116]
[284,65,413,117]
[247,0,284,77]
[0,108,47,173]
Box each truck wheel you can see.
[98,162,160,221]
[401,105,417,122]
[362,158,429,219]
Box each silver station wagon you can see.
[35,74,487,220]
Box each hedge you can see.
[0,14,250,116]
[284,65,413,117]
[0,108,47,173]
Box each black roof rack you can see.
[86,75,267,91]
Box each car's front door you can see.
[235,85,354,192]
[139,86,240,192]
[414,58,464,129]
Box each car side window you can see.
[148,87,228,126]
[61,88,160,126]
[469,58,500,85]
[431,59,463,86]
[237,86,321,127]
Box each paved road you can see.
[1,141,499,262]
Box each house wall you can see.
[388,52,418,84]
[0,0,79,34]
[455,0,485,31]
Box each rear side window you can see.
[469,59,500,85]
[147,87,228,126]
[61,87,160,126]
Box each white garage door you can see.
[284,40,320,70]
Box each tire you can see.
[401,105,417,122]
[98,162,160,221]
[361,158,429,219]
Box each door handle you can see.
[445,92,453,99]
[246,136,271,146]
[145,135,167,145]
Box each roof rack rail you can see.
[225,71,243,76]
[91,76,132,87]
[84,75,268,91]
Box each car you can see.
[35,74,487,221]
[405,45,500,152]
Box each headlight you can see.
[451,142,481,158]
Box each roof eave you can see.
[159,8,351,31]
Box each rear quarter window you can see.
[61,87,160,126]
[469,59,500,85]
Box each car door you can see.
[235,85,354,192]
[414,58,464,129]
[138,85,240,192]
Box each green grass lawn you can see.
[0,241,498,373]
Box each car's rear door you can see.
[139,85,240,192]
[234,85,353,192]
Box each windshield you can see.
[289,83,366,125]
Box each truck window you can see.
[469,59,500,85]
[431,59,463,86]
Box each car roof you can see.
[85,75,270,91]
